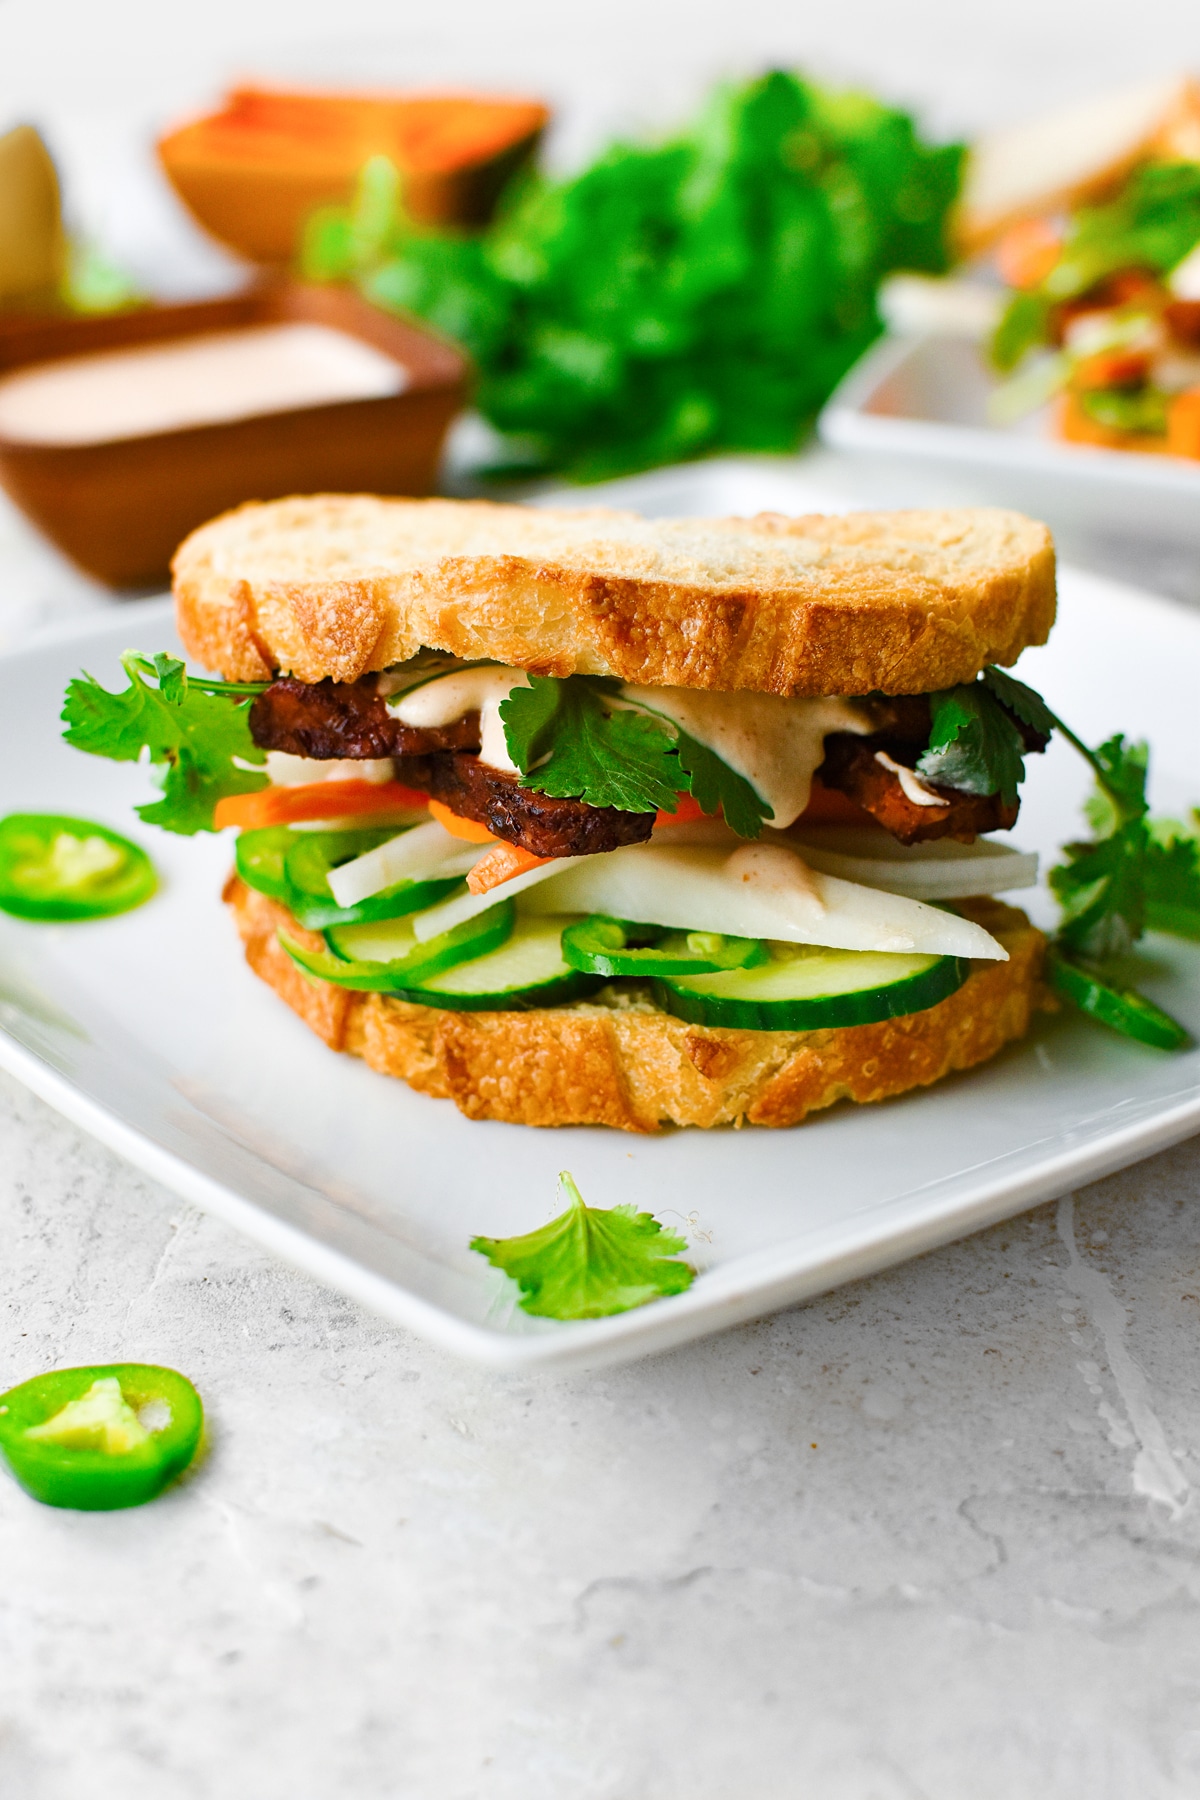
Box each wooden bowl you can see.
[159,88,549,263]
[0,280,468,590]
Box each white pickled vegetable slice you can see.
[327,820,482,909]
[519,842,1007,960]
[409,854,588,941]
[786,826,1038,899]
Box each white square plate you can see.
[0,464,1198,1370]
[819,332,1200,548]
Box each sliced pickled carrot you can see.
[214,780,428,830]
[465,841,552,894]
[427,798,497,843]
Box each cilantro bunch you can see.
[305,71,963,480]
[62,654,268,835]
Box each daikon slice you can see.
[787,827,1038,899]
[410,853,589,941]
[519,842,1007,960]
[327,820,482,909]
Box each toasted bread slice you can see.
[958,76,1200,253]
[174,495,1055,697]
[226,878,1049,1132]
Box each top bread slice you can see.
[173,494,1055,698]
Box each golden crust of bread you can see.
[226,877,1050,1132]
[175,496,1056,697]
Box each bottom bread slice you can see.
[226,877,1050,1132]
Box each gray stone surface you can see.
[3,1066,1200,1799]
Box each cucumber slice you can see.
[284,829,461,929]
[281,900,514,992]
[406,915,603,1011]
[562,914,768,977]
[235,827,296,903]
[654,944,969,1031]
[1048,948,1190,1050]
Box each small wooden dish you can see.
[159,88,549,262]
[0,280,468,589]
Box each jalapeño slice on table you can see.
[1048,948,1190,1051]
[0,1364,204,1510]
[653,944,971,1031]
[282,898,516,992]
[0,813,156,921]
[561,914,768,977]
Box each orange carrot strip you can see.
[995,218,1062,291]
[653,792,710,827]
[214,780,428,831]
[427,798,497,843]
[465,841,551,895]
[1167,388,1200,459]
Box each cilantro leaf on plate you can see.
[1049,734,1150,959]
[470,1171,695,1320]
[1144,815,1200,942]
[917,682,1028,804]
[500,676,680,815]
[62,651,268,835]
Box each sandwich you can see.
[66,496,1062,1132]
[974,79,1200,458]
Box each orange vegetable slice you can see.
[214,780,428,831]
[465,841,552,895]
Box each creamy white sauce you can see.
[620,684,873,827]
[0,322,407,446]
[265,750,395,787]
[873,749,947,808]
[390,666,531,774]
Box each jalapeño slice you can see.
[0,1364,204,1510]
[561,914,768,977]
[0,813,156,921]
[1048,948,1190,1051]
[282,898,515,992]
[283,828,462,928]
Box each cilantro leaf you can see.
[62,651,268,835]
[470,1171,695,1320]
[501,676,681,815]
[674,729,770,838]
[1144,817,1200,942]
[917,682,1028,805]
[981,665,1057,739]
[501,674,770,834]
[1048,737,1152,959]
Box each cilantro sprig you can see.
[499,675,771,836]
[916,666,1053,806]
[62,652,269,835]
[470,1171,695,1320]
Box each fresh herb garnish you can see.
[1144,816,1200,942]
[499,675,771,834]
[918,682,1029,805]
[470,1171,696,1320]
[62,652,269,835]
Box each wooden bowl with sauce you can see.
[0,280,468,589]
